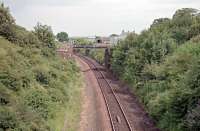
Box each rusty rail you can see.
[79,55,133,131]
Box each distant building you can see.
[118,30,130,40]
[86,36,96,43]
[82,36,109,44]
[109,34,119,45]
[96,37,110,44]
[101,37,110,44]
[68,30,132,46]
[109,30,131,45]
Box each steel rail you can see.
[79,54,133,131]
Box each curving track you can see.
[79,55,133,131]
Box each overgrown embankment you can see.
[111,8,200,131]
[0,4,81,131]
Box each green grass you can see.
[0,37,83,130]
[48,77,83,131]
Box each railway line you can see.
[79,55,133,131]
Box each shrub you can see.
[89,49,105,64]
[35,71,49,85]
[48,88,67,103]
[0,108,18,130]
[0,85,9,105]
[0,72,21,91]
[185,104,200,130]
[24,89,52,119]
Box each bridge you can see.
[57,43,112,68]
[73,44,112,49]
[73,44,112,69]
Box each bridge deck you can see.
[73,44,112,48]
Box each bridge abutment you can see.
[104,48,111,69]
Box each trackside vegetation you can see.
[0,3,82,131]
[89,49,105,64]
[111,8,200,131]
[79,48,105,64]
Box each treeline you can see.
[0,3,81,131]
[111,8,200,131]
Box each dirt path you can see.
[75,56,112,131]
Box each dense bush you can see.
[24,89,52,119]
[111,8,200,131]
[185,104,200,130]
[89,49,105,64]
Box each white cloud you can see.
[2,0,200,36]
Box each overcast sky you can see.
[2,0,200,37]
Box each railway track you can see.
[79,55,133,131]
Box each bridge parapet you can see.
[73,43,112,49]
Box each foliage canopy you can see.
[56,32,69,42]
[111,8,200,131]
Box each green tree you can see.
[0,3,15,41]
[56,32,69,42]
[34,22,55,49]
[110,8,200,131]
[0,3,14,28]
[171,8,200,43]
